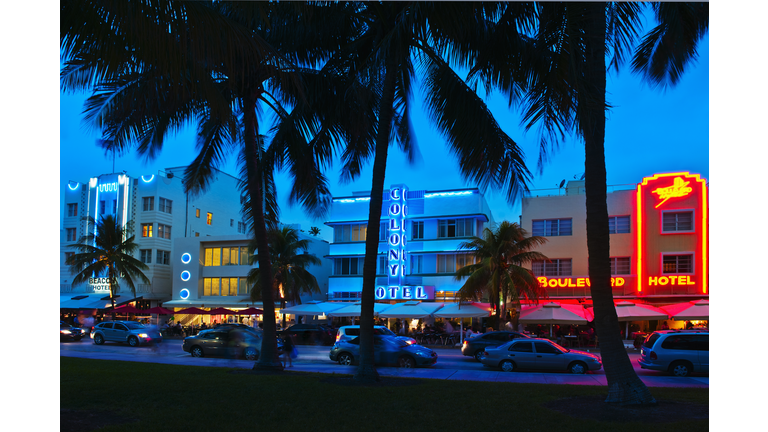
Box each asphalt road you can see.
[59,337,708,386]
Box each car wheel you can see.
[128,336,139,347]
[191,346,204,358]
[670,361,692,377]
[244,347,258,361]
[93,334,104,345]
[474,350,485,362]
[398,356,416,368]
[500,360,516,372]
[568,361,588,374]
[338,353,354,366]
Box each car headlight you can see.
[415,351,431,357]
[61,330,71,335]
[138,333,149,338]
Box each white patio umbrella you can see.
[433,302,491,344]
[587,300,669,339]
[278,300,345,318]
[326,302,394,324]
[660,299,709,321]
[378,301,444,319]
[519,302,593,337]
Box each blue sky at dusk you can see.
[59,32,709,242]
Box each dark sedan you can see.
[183,327,281,360]
[461,331,531,361]
[278,324,335,345]
[60,321,84,342]
[329,336,437,368]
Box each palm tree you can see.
[308,227,321,237]
[466,3,708,404]
[61,1,370,370]
[65,215,150,318]
[455,221,548,329]
[245,226,322,310]
[325,2,533,383]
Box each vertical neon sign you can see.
[386,185,408,298]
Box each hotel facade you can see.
[521,172,708,308]
[325,185,495,303]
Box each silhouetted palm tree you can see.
[455,221,548,328]
[467,2,708,404]
[66,215,150,317]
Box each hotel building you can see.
[520,172,708,308]
[325,185,495,303]
[61,167,250,309]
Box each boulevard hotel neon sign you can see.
[637,172,708,294]
[536,275,696,288]
[374,184,433,300]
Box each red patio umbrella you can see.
[208,307,237,315]
[145,306,175,315]
[174,307,210,315]
[109,304,142,314]
[236,307,263,315]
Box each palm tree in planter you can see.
[65,215,150,319]
[455,221,548,330]
[246,226,322,312]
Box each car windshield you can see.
[382,337,408,347]
[376,327,397,336]
[125,322,145,330]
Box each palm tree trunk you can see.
[354,53,398,383]
[109,265,116,321]
[581,3,654,405]
[243,92,281,371]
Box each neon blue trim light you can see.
[424,190,475,198]
[181,253,192,264]
[180,271,191,281]
[141,175,155,183]
[67,182,79,191]
[179,288,190,299]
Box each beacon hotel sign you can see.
[374,184,435,300]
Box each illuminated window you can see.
[610,257,631,275]
[156,250,170,265]
[195,232,200,237]
[662,211,693,232]
[532,219,572,236]
[141,224,153,237]
[238,277,249,295]
[662,254,693,274]
[196,208,200,218]
[159,197,172,214]
[333,224,368,242]
[532,259,572,276]
[334,257,363,275]
[412,221,424,239]
[140,249,152,264]
[438,219,474,238]
[142,197,154,211]
[66,228,77,241]
[67,203,78,217]
[207,212,213,225]
[609,216,630,234]
[240,247,250,266]
[157,224,171,239]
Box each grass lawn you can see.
[61,357,707,432]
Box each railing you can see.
[525,184,636,198]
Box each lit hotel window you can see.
[207,212,213,225]
[157,224,172,239]
[141,223,153,237]
[662,255,693,274]
[662,211,693,232]
[196,208,200,218]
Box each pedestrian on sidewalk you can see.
[281,335,294,368]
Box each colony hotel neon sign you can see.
[374,184,433,300]
[637,172,708,295]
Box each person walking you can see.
[281,335,294,368]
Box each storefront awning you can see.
[164,299,263,309]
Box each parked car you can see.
[335,325,417,345]
[329,335,437,368]
[278,324,335,345]
[183,327,282,360]
[638,329,709,377]
[60,321,84,342]
[91,321,162,346]
[461,331,531,361]
[480,338,602,374]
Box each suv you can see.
[91,321,162,347]
[461,331,531,361]
[638,329,709,377]
[60,321,84,342]
[335,325,417,345]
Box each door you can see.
[112,323,130,342]
[506,341,536,369]
[99,323,114,341]
[202,331,228,356]
[694,335,709,372]
[533,341,566,370]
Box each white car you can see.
[91,321,162,347]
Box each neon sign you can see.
[648,275,695,286]
[179,288,190,299]
[141,175,155,183]
[181,253,192,264]
[180,271,191,281]
[375,285,433,300]
[537,276,626,288]
[652,177,693,208]
[387,185,408,285]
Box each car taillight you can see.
[462,340,467,346]
[336,334,340,342]
[649,351,657,361]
